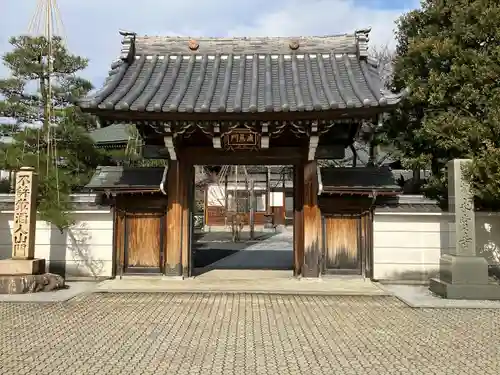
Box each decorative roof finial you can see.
[188,39,200,50]
[355,27,371,58]
[289,39,299,50]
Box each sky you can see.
[1,0,420,88]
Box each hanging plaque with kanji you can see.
[223,129,260,151]
[12,167,38,260]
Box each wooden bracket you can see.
[213,123,221,148]
[308,121,319,161]
[261,122,269,149]
[163,123,176,160]
[164,136,176,160]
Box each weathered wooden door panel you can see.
[323,215,362,274]
[124,213,164,273]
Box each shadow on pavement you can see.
[192,231,293,275]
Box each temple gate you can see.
[79,29,406,278]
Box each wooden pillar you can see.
[204,186,208,227]
[165,161,182,276]
[265,166,270,214]
[302,161,321,278]
[180,163,192,277]
[166,159,191,277]
[293,165,304,276]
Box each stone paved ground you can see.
[1,293,499,375]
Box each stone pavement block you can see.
[381,284,500,308]
[1,293,500,374]
[95,274,388,296]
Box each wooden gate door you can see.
[123,212,164,274]
[322,213,368,275]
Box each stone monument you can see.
[0,167,64,293]
[429,159,500,299]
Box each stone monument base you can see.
[429,254,500,300]
[438,254,490,284]
[0,258,46,275]
[429,278,500,300]
[0,273,65,294]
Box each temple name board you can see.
[12,167,38,260]
[223,129,260,151]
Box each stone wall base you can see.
[429,278,500,300]
[0,273,65,294]
[0,258,46,275]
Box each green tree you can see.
[386,0,500,207]
[0,35,110,228]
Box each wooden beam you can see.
[181,147,303,165]
[302,160,321,277]
[84,106,392,123]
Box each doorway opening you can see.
[191,165,294,278]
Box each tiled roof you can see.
[334,142,396,166]
[78,29,407,114]
[375,203,443,212]
[86,166,166,192]
[89,123,133,145]
[375,195,442,212]
[320,167,401,194]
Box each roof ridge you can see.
[115,28,372,60]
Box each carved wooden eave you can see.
[93,111,388,130]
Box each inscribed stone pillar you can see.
[447,159,476,257]
[429,159,500,299]
[12,167,38,260]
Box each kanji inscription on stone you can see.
[447,159,476,257]
[12,167,38,260]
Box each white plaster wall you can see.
[373,212,500,281]
[0,210,113,279]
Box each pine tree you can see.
[387,0,500,207]
[0,35,111,228]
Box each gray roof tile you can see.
[320,167,401,194]
[89,123,133,144]
[375,203,442,212]
[78,30,407,114]
[86,166,166,192]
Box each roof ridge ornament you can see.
[289,39,299,50]
[188,39,200,51]
[119,30,137,63]
[354,27,371,59]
